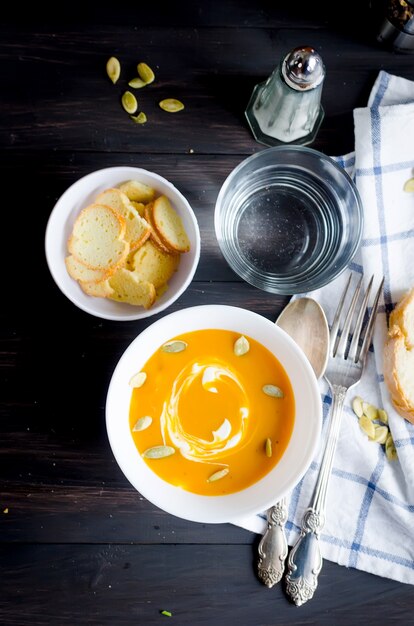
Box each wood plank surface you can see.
[2,1,414,623]
[0,545,410,626]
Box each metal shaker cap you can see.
[281,46,325,91]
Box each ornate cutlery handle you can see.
[285,384,347,606]
[257,498,288,587]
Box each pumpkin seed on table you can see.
[121,91,138,114]
[359,414,376,439]
[129,371,147,388]
[207,468,229,483]
[161,340,187,353]
[403,177,414,193]
[133,416,152,432]
[363,402,378,421]
[262,384,284,398]
[265,438,272,458]
[385,433,398,461]
[352,396,364,418]
[142,445,175,459]
[233,335,249,356]
[159,98,185,113]
[106,56,121,84]
[130,112,147,124]
[378,409,388,425]
[128,77,147,89]
[137,62,155,84]
[373,425,388,444]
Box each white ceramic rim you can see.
[105,304,322,524]
[45,166,201,321]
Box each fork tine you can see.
[335,274,363,358]
[357,276,384,364]
[348,275,374,362]
[330,273,352,356]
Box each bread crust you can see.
[383,288,414,424]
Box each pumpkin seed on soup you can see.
[142,445,175,459]
[106,56,121,84]
[121,91,138,114]
[233,335,249,356]
[161,340,187,353]
[207,468,229,483]
[159,98,185,113]
[265,438,272,458]
[129,371,147,388]
[137,62,155,84]
[133,416,152,432]
[262,384,284,398]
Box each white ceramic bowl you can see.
[106,304,322,524]
[45,166,200,321]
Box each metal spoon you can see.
[257,297,329,588]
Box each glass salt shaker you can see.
[245,45,325,147]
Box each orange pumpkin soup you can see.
[129,329,295,495]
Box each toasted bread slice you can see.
[131,240,180,289]
[384,287,414,424]
[80,278,114,298]
[109,268,156,308]
[65,255,113,284]
[68,203,129,270]
[96,188,151,252]
[152,195,190,253]
[118,180,156,204]
[144,203,177,255]
[130,201,146,217]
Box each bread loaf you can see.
[383,287,414,424]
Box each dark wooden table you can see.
[2,2,414,624]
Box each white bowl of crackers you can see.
[45,166,200,320]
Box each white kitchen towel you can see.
[234,71,414,585]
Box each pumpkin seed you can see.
[265,438,272,458]
[363,403,379,421]
[129,371,147,388]
[262,384,284,398]
[207,468,229,482]
[352,396,364,418]
[130,112,147,124]
[403,177,414,193]
[359,415,375,439]
[373,425,388,444]
[137,62,155,84]
[159,98,185,113]
[133,416,152,432]
[106,56,121,84]
[378,409,388,425]
[128,77,147,89]
[121,91,138,114]
[233,335,250,356]
[161,340,187,353]
[385,434,398,461]
[142,445,175,459]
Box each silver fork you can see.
[285,273,384,606]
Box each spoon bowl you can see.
[276,298,329,379]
